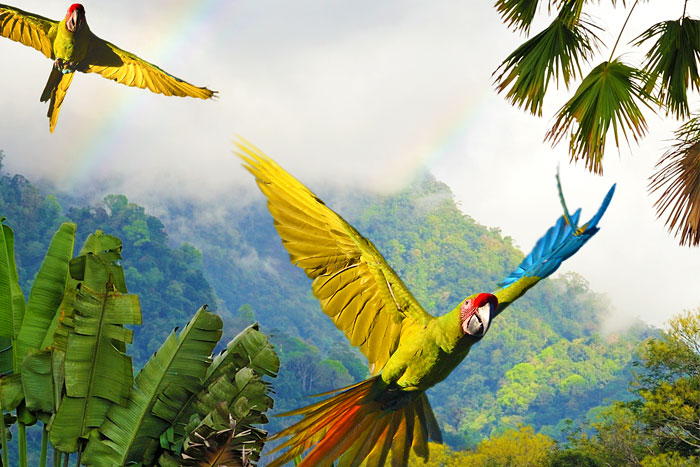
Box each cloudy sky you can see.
[1,0,699,329]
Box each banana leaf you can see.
[15,222,75,367]
[161,324,279,440]
[81,306,222,466]
[49,282,141,453]
[0,222,25,349]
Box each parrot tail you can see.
[266,376,442,467]
[40,67,74,133]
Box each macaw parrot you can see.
[0,3,216,132]
[236,139,615,467]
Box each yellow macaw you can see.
[237,139,615,467]
[0,3,216,132]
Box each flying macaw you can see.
[0,3,216,132]
[236,139,615,467]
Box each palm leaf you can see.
[649,116,700,246]
[49,279,141,453]
[634,18,700,119]
[546,59,654,173]
[15,222,75,365]
[494,0,599,116]
[494,0,542,33]
[80,306,223,466]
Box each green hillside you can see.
[0,152,649,449]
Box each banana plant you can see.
[0,220,280,466]
[0,219,76,467]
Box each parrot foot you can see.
[53,59,77,74]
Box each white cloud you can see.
[1,0,699,327]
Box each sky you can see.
[1,0,699,330]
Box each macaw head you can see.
[65,4,86,33]
[460,293,497,337]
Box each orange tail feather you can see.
[267,377,441,467]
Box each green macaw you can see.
[0,3,216,132]
[236,140,615,467]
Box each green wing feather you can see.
[236,139,433,375]
[0,4,57,59]
[82,33,216,99]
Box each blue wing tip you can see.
[497,183,615,289]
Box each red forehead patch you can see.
[473,293,497,308]
[68,4,84,12]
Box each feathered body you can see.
[0,3,216,132]
[237,140,615,467]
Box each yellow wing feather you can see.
[0,4,56,59]
[82,34,216,99]
[237,139,433,374]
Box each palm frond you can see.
[494,0,542,33]
[546,59,654,173]
[634,18,700,119]
[649,116,700,246]
[494,1,599,116]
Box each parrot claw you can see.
[53,59,77,74]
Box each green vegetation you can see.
[0,213,279,465]
[0,154,680,464]
[494,0,700,246]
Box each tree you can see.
[494,0,700,246]
[635,308,700,456]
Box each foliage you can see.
[635,308,700,456]
[557,308,700,465]
[648,117,700,246]
[0,160,650,452]
[0,217,279,466]
[494,0,700,245]
[404,426,554,466]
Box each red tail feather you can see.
[267,377,441,467]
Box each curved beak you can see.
[463,302,493,337]
[66,9,84,33]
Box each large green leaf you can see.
[0,222,25,344]
[21,349,53,421]
[0,374,24,412]
[634,18,700,119]
[494,0,598,116]
[49,282,141,453]
[15,222,75,366]
[72,231,127,293]
[207,324,279,382]
[156,324,279,443]
[81,306,223,466]
[546,59,654,173]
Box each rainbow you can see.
[391,83,493,188]
[55,0,235,186]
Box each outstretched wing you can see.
[0,4,57,59]
[493,183,615,317]
[81,33,216,99]
[237,140,433,375]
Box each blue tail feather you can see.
[498,184,616,289]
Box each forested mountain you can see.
[0,151,650,450]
